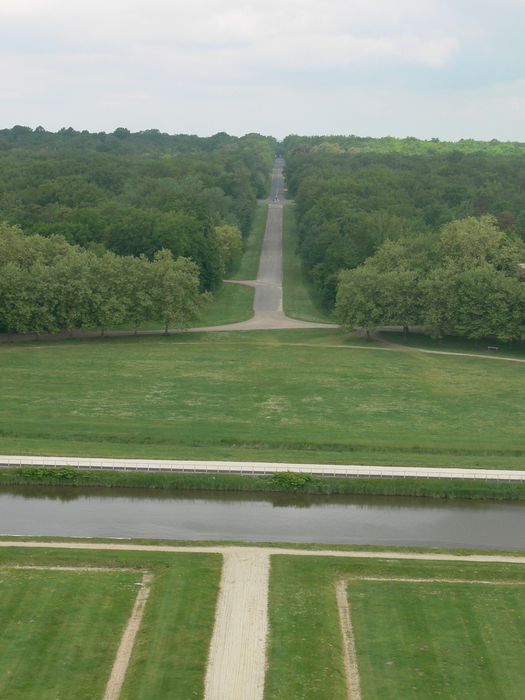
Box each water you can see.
[1,485,524,550]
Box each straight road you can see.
[2,455,525,482]
[193,157,337,332]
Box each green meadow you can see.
[1,329,525,469]
[266,555,525,700]
[0,548,221,700]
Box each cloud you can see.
[0,0,522,139]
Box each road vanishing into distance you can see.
[0,157,335,344]
[193,157,336,332]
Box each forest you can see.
[0,127,275,334]
[283,135,525,341]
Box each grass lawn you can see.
[266,555,525,700]
[282,204,332,323]
[0,568,140,699]
[351,579,525,699]
[192,283,254,326]
[2,329,525,469]
[231,201,268,280]
[0,548,221,700]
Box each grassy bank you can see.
[2,468,525,501]
[282,204,331,322]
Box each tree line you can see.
[336,217,525,342]
[283,135,525,341]
[0,223,209,336]
[0,128,276,292]
[283,136,525,309]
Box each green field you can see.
[0,568,140,699]
[352,579,525,699]
[0,548,221,700]
[2,329,525,469]
[2,544,525,699]
[266,555,525,700]
[282,204,332,323]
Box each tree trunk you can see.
[403,325,409,340]
[164,321,169,335]
[366,328,370,341]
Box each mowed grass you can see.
[0,568,139,699]
[193,283,254,326]
[2,330,525,467]
[0,548,221,700]
[231,201,268,280]
[351,580,525,699]
[266,556,525,700]
[282,204,332,323]
[2,330,525,468]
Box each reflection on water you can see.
[1,485,524,550]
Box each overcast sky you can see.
[2,0,525,140]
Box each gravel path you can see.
[204,550,270,700]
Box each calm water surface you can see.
[1,485,525,550]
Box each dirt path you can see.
[204,550,270,700]
[102,572,153,700]
[336,580,362,700]
[2,541,525,563]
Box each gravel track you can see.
[204,550,270,700]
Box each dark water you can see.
[1,485,525,550]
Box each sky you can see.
[2,0,525,140]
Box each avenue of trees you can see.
[283,135,525,341]
[0,223,208,335]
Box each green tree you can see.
[86,251,128,335]
[214,224,243,276]
[151,251,204,333]
[335,267,384,338]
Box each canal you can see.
[1,485,525,550]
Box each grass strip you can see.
[282,204,331,322]
[192,283,254,326]
[121,553,221,700]
[1,468,525,501]
[231,201,268,280]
